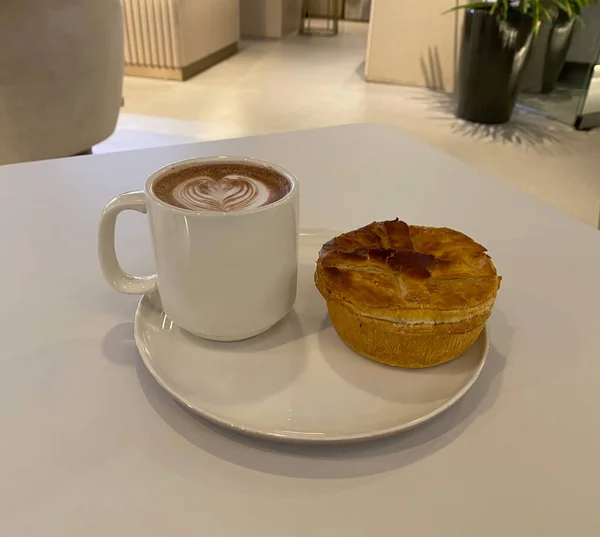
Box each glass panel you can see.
[517,4,600,128]
[578,52,600,119]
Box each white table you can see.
[1,125,599,536]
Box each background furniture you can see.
[2,125,600,536]
[123,0,239,81]
[240,0,302,38]
[344,0,371,21]
[300,0,341,35]
[0,0,123,165]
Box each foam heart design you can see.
[172,174,270,212]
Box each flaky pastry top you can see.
[315,220,501,324]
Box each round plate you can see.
[134,230,489,444]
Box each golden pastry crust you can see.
[315,220,501,367]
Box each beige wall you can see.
[365,0,462,92]
[179,0,240,65]
[240,0,282,37]
[282,0,302,36]
[241,0,300,38]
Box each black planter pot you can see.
[457,9,536,124]
[542,18,575,92]
[521,16,575,94]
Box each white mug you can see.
[98,156,299,341]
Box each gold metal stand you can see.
[299,0,341,36]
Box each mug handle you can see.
[98,191,158,295]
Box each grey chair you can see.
[0,0,124,164]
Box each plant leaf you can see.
[539,5,553,20]
[443,2,495,14]
[552,0,574,17]
[570,0,585,15]
[532,1,541,33]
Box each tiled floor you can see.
[101,22,600,228]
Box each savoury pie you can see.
[314,219,501,368]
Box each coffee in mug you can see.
[98,156,299,341]
[152,163,292,212]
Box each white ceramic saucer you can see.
[134,230,489,444]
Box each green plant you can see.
[447,0,596,26]
[446,1,543,25]
[555,0,595,18]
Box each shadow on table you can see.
[413,90,582,151]
[134,309,513,479]
[102,322,138,367]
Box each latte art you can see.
[152,162,292,213]
[172,174,270,212]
